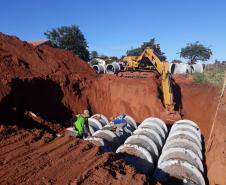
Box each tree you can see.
[180,42,212,63]
[90,50,98,59]
[99,54,109,60]
[109,56,119,62]
[90,59,99,65]
[44,25,90,61]
[126,38,166,60]
[214,59,220,64]
[172,59,182,63]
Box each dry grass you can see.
[193,64,226,88]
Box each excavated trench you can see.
[0,74,221,185]
[0,33,224,184]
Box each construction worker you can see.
[72,110,91,138]
[111,114,132,137]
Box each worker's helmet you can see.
[83,109,90,117]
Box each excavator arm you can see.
[123,47,174,112]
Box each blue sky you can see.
[0,0,226,62]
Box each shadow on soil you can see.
[116,152,185,185]
[0,78,73,129]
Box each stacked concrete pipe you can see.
[190,63,204,73]
[106,62,121,74]
[170,63,204,75]
[92,64,105,74]
[88,114,110,134]
[85,115,137,152]
[154,119,205,185]
[116,117,168,174]
[67,113,109,137]
[170,63,189,74]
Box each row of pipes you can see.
[154,119,205,185]
[169,63,204,74]
[67,114,206,185]
[92,62,122,74]
[92,62,204,75]
[85,114,137,152]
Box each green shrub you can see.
[192,66,225,88]
[90,59,98,66]
[204,68,225,87]
[192,73,207,84]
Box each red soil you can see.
[177,83,219,142]
[0,33,149,185]
[0,33,225,184]
[87,75,165,123]
[0,126,146,185]
[206,89,226,185]
[0,32,96,125]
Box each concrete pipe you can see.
[92,64,105,74]
[86,115,137,151]
[93,129,118,143]
[138,122,166,141]
[115,117,167,174]
[125,115,137,131]
[88,117,103,135]
[154,159,205,185]
[91,114,110,126]
[158,147,204,172]
[124,134,159,161]
[92,129,120,151]
[106,62,121,74]
[170,63,189,74]
[101,125,113,131]
[170,124,202,141]
[84,137,112,152]
[142,117,168,134]
[166,130,202,149]
[162,138,203,160]
[171,121,201,134]
[66,127,78,137]
[116,143,154,174]
[174,119,199,129]
[190,63,204,73]
[133,128,163,151]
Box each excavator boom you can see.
[123,47,174,113]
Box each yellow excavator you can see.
[123,47,174,113]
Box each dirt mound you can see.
[0,33,96,128]
[0,33,94,80]
[0,33,151,185]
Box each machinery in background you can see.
[91,47,176,113]
[122,47,174,113]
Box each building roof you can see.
[28,39,50,46]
